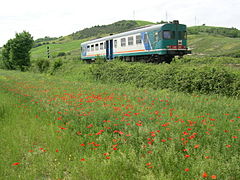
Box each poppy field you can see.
[0,69,239,179]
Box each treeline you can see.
[33,36,59,48]
[71,20,139,40]
[188,25,240,38]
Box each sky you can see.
[1,0,240,47]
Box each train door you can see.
[141,32,151,50]
[106,39,113,60]
[173,22,182,50]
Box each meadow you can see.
[1,20,240,179]
[0,66,239,179]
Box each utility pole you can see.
[47,46,50,58]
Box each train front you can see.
[161,20,191,58]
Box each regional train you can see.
[81,20,191,63]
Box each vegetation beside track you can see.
[0,69,239,179]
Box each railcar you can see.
[81,20,191,63]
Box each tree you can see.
[1,31,34,71]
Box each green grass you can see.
[135,20,155,26]
[0,69,239,179]
[188,34,240,56]
[31,39,85,60]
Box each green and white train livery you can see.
[81,20,191,63]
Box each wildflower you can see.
[226,145,231,148]
[76,131,82,135]
[106,156,110,159]
[136,123,142,126]
[113,148,117,150]
[80,144,85,146]
[211,175,217,179]
[184,155,190,158]
[232,136,238,138]
[87,124,93,128]
[202,172,208,178]
[184,168,190,172]
[56,149,59,152]
[12,162,20,166]
[80,158,85,161]
[194,144,200,149]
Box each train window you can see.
[144,34,149,43]
[100,43,104,50]
[163,31,171,39]
[87,45,90,52]
[114,40,117,48]
[128,36,134,46]
[158,31,162,40]
[121,38,126,47]
[91,45,94,51]
[179,31,187,39]
[172,31,175,39]
[95,44,99,51]
[136,35,142,44]
[163,31,175,39]
[154,32,158,42]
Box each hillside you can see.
[30,20,240,60]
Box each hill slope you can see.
[30,20,240,60]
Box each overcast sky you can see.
[1,0,240,47]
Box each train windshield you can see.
[179,31,187,39]
[163,31,175,39]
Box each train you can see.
[81,20,191,63]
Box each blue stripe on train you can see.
[141,32,151,50]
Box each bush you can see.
[35,59,50,73]
[57,52,66,57]
[90,60,240,97]
[50,59,63,75]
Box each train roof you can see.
[81,23,166,45]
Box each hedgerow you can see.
[90,60,240,97]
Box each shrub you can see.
[50,59,63,75]
[90,60,240,97]
[57,52,66,57]
[35,59,50,73]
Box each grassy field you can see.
[0,69,239,179]
[188,34,240,56]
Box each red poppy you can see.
[202,172,208,178]
[12,162,20,166]
[184,155,190,158]
[211,175,217,179]
[194,144,200,149]
[184,168,190,172]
